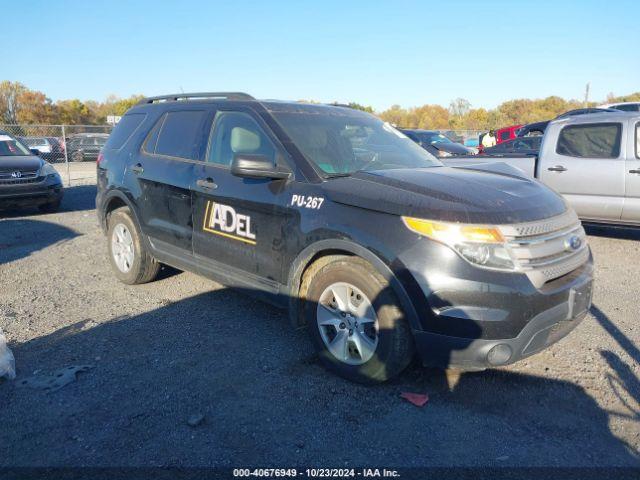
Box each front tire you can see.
[107,207,160,284]
[302,256,414,384]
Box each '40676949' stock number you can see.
[233,468,400,478]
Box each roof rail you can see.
[137,92,255,105]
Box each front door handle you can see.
[629,169,640,174]
[196,177,217,190]
[547,165,567,172]
[131,163,144,175]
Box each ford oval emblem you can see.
[10,171,21,178]
[565,235,582,252]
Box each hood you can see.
[323,165,567,224]
[0,155,43,172]
[433,142,473,155]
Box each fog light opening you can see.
[487,344,513,366]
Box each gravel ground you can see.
[0,180,638,470]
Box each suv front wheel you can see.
[302,256,414,383]
[107,207,160,284]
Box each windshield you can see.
[271,109,441,175]
[419,132,453,145]
[0,135,31,157]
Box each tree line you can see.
[1,80,638,129]
[0,81,144,125]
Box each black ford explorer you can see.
[96,92,593,383]
[0,131,63,213]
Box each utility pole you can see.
[584,82,590,107]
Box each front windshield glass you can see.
[271,108,441,175]
[420,132,453,145]
[0,135,31,157]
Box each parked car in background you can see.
[400,129,476,157]
[517,121,549,137]
[464,137,479,148]
[495,125,522,144]
[18,136,66,162]
[599,102,640,112]
[480,136,542,156]
[0,132,64,212]
[443,111,640,226]
[65,133,109,162]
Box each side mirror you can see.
[231,154,291,180]
[29,148,41,156]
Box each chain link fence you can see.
[0,124,113,186]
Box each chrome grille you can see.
[498,210,589,288]
[0,176,42,185]
[0,170,40,185]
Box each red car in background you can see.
[495,124,522,144]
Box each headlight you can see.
[40,163,59,178]
[437,150,453,157]
[402,217,515,271]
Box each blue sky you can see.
[2,0,639,111]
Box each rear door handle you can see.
[196,177,217,190]
[131,163,144,175]
[629,169,640,174]
[547,165,567,172]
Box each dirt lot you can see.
[0,177,639,470]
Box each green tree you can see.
[347,102,374,113]
[56,99,96,125]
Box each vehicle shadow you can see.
[1,287,638,470]
[0,184,97,218]
[0,218,79,265]
[59,184,97,213]
[584,223,640,241]
[591,305,640,429]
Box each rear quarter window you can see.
[556,123,622,158]
[155,110,207,160]
[104,113,147,150]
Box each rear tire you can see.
[107,207,160,284]
[302,256,414,384]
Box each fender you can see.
[286,238,421,332]
[99,189,144,235]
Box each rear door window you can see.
[556,123,622,158]
[155,110,207,160]
[104,113,146,150]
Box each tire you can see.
[302,256,414,383]
[107,207,160,285]
[38,200,61,213]
[71,151,84,162]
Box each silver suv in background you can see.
[444,112,640,226]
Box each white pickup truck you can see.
[446,111,640,226]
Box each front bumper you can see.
[413,276,591,369]
[0,178,63,210]
[396,238,594,369]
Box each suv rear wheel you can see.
[107,207,160,284]
[302,256,414,383]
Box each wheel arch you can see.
[286,239,421,331]
[100,190,143,235]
